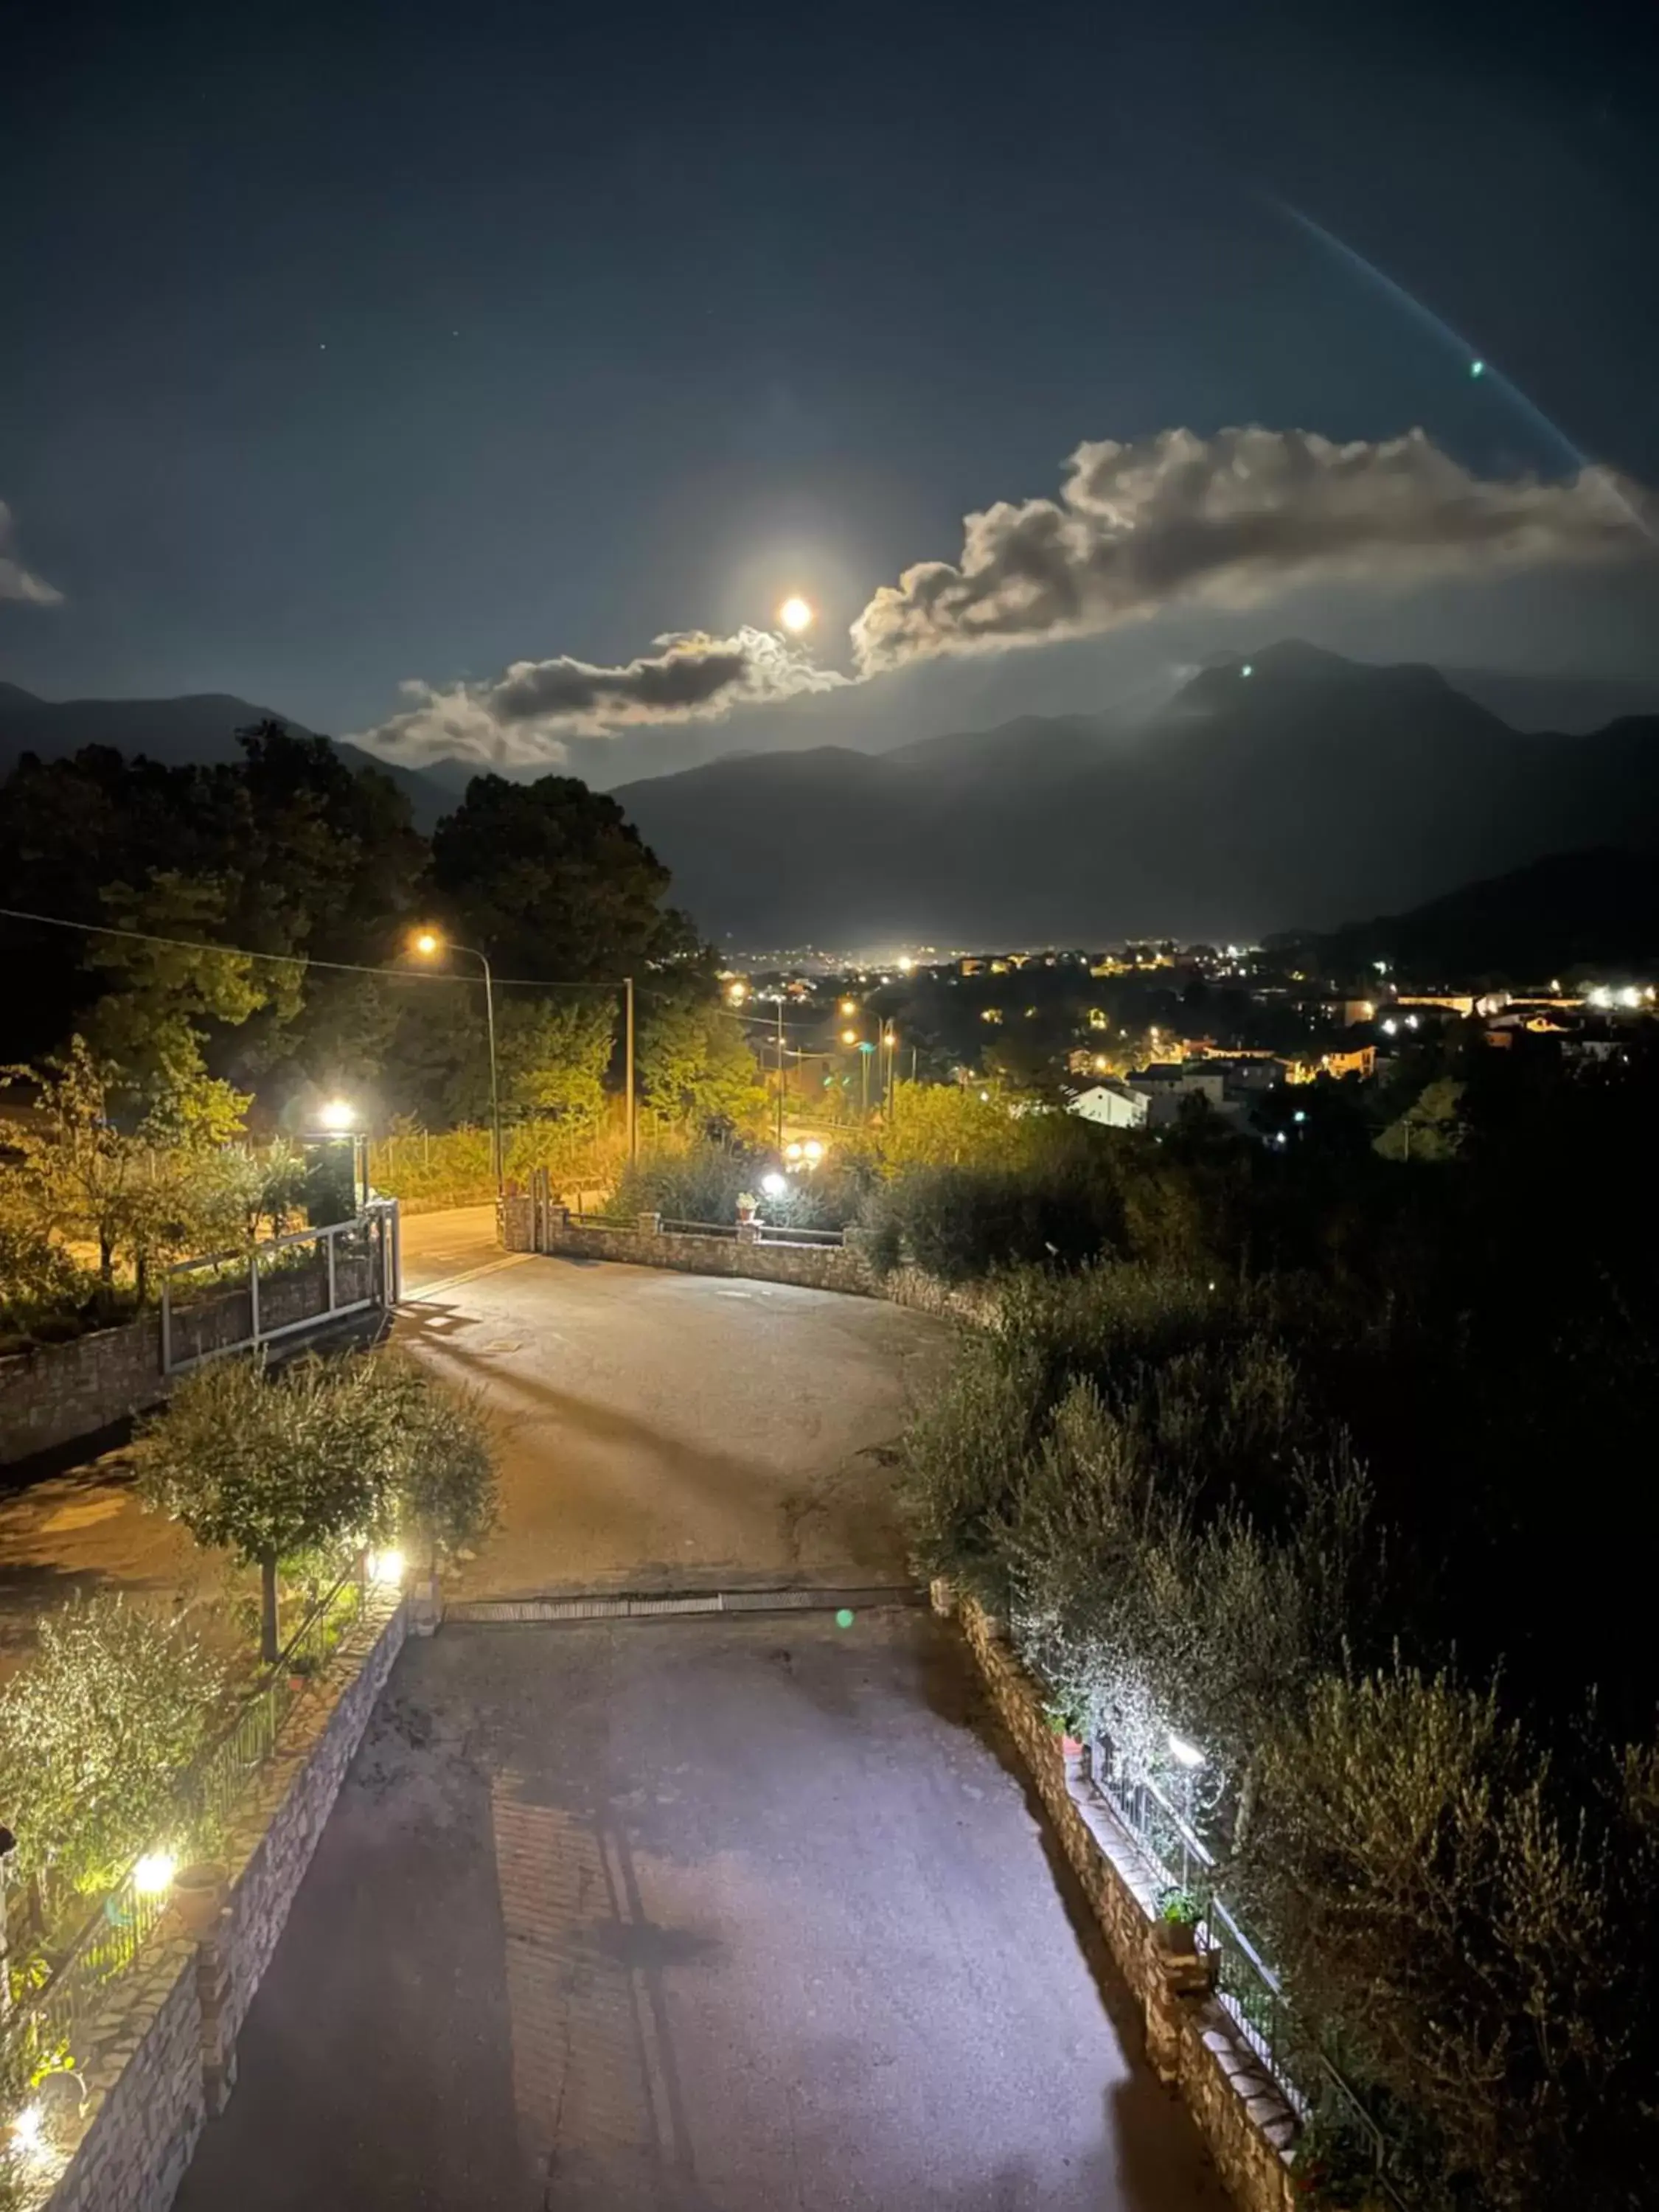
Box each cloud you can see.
[357,425,1655,768]
[851,427,1652,673]
[363,625,845,765]
[0,502,63,605]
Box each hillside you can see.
[0,684,463,830]
[1287,846,1659,983]
[613,644,1659,947]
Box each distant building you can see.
[1125,1063,1227,1126]
[1284,1046,1376,1085]
[1066,1082,1150,1130]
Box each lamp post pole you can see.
[453,945,501,1183]
[410,931,501,1182]
[625,975,637,1165]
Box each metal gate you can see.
[160,1199,402,1375]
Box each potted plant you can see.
[735,1192,758,1223]
[1150,1885,1215,1994]
[1044,1699,1091,1783]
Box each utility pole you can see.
[776,1002,786,1151]
[624,975,637,1164]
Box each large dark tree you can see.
[428,773,696,980]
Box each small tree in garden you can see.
[376,1356,498,1571]
[0,1594,226,1897]
[139,1352,403,1661]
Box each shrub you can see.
[0,1594,226,1899]
[374,1353,498,1570]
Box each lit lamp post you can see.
[411,929,503,1185]
[313,1096,364,1211]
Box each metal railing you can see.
[1095,1735,1407,2205]
[161,1201,400,1375]
[4,1573,365,2087]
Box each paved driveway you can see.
[395,1213,951,1598]
[175,1613,1225,2212]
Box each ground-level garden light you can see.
[131,1850,176,1897]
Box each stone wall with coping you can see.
[0,1315,165,1465]
[940,1584,1298,2212]
[41,1590,408,2212]
[498,1195,997,1323]
[1,1260,380,1467]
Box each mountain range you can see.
[610,644,1659,947]
[4,649,1658,948]
[0,682,460,830]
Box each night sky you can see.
[4,0,1658,774]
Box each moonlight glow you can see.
[778,596,814,634]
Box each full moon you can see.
[778,595,813,634]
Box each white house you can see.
[1065,1081,1150,1130]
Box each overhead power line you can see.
[0,905,620,992]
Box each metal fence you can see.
[160,1201,400,1375]
[1095,1736,1408,2205]
[3,1573,365,2089]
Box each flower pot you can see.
[1058,1735,1091,1787]
[172,1862,228,1939]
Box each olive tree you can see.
[0,1594,225,1897]
[139,1352,404,1660]
[373,1354,498,1571]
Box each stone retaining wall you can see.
[43,1590,408,2212]
[0,1259,378,1467]
[942,1586,1297,2212]
[499,1195,997,1322]
[0,1315,166,1465]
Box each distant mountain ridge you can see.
[0,683,461,830]
[1288,847,1659,981]
[611,642,1659,947]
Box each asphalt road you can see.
[394,1209,952,1598]
[174,1614,1227,2212]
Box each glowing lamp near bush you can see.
[759,1172,788,1199]
[133,1850,177,1896]
[368,1548,406,1588]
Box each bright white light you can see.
[316,1097,356,1132]
[1406,1015,1419,1029]
[778,596,813,634]
[368,1547,406,1587]
[785,1141,803,1161]
[1618,985,1641,1009]
[803,1140,824,1162]
[1382,1018,1398,1035]
[760,1172,788,1197]
[897,955,914,973]
[1167,1733,1206,1770]
[12,2106,43,2154]
[978,1090,990,1102]
[1240,663,1253,678]
[1589,987,1613,1009]
[133,1851,176,1896]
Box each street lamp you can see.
[411,928,503,1184]
[316,1097,356,1133]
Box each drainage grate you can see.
[446,1585,919,1625]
